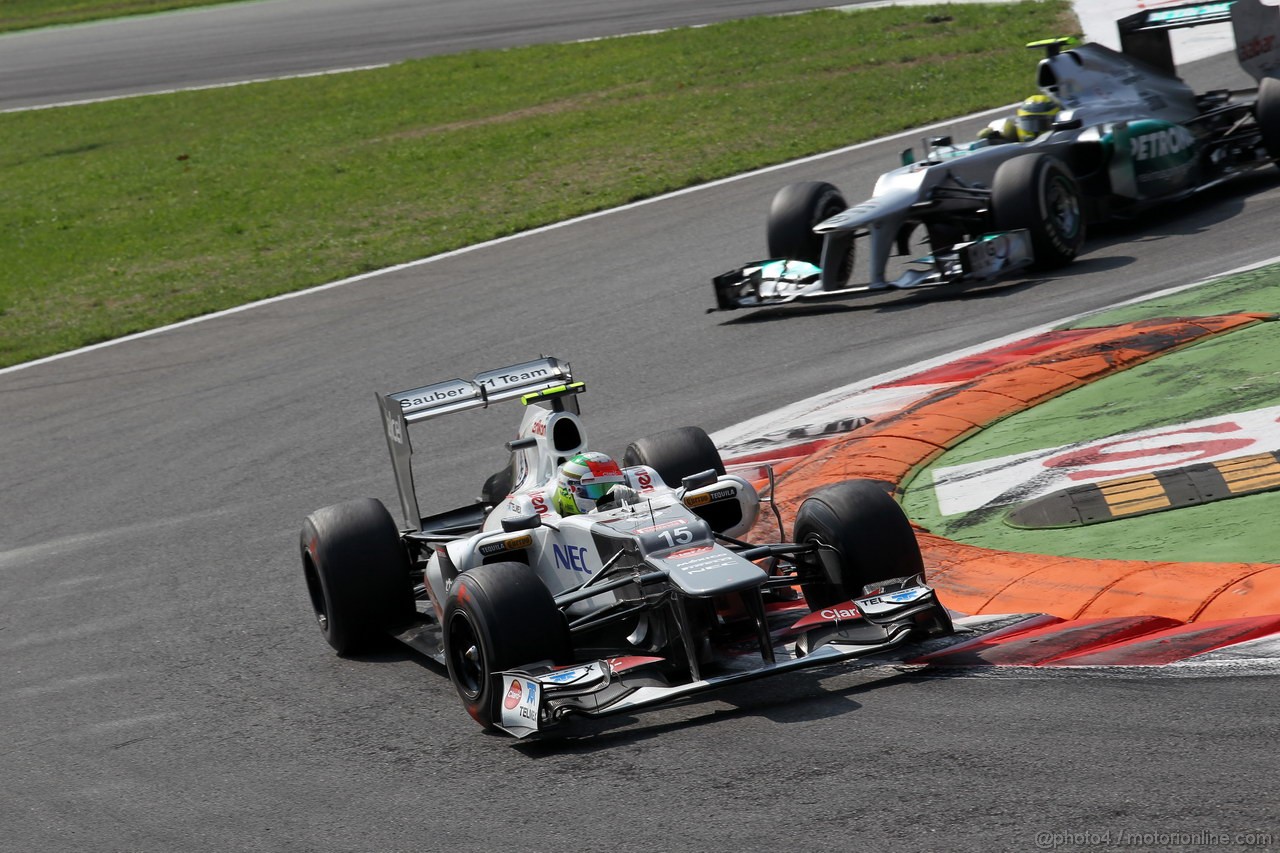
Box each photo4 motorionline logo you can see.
[1034,829,1274,850]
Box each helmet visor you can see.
[1016,112,1055,138]
[574,477,623,501]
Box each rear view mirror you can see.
[681,469,718,490]
[502,512,542,532]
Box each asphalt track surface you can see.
[4,45,1279,853]
[1,0,890,111]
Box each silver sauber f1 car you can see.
[712,0,1280,311]
[299,357,952,737]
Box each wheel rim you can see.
[447,611,485,700]
[1045,175,1081,240]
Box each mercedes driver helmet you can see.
[552,451,626,516]
[1015,94,1061,142]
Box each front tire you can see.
[767,181,847,264]
[622,426,725,489]
[991,153,1084,270]
[443,563,570,729]
[300,498,414,655]
[792,480,924,609]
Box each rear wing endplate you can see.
[376,356,574,530]
[1118,1,1235,75]
[1118,0,1280,82]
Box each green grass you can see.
[0,0,247,33]
[0,2,1075,367]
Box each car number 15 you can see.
[658,527,695,547]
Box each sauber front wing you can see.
[492,583,951,738]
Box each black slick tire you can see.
[1256,77,1280,164]
[792,480,924,609]
[443,562,570,729]
[300,497,414,655]
[991,153,1084,270]
[767,181,847,264]
[622,426,725,489]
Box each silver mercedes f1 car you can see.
[712,0,1280,311]
[299,357,952,737]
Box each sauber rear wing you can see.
[1118,0,1280,81]
[376,356,576,531]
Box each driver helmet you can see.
[552,451,626,516]
[1015,94,1061,142]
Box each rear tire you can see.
[480,464,513,507]
[991,154,1084,270]
[300,498,414,655]
[1256,77,1280,164]
[622,426,725,489]
[767,181,847,264]
[792,480,924,609]
[443,563,570,729]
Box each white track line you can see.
[0,0,1249,378]
[0,64,391,114]
[0,104,1012,377]
[4,1,1017,114]
[9,116,1273,381]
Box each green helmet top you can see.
[1015,94,1062,142]
[553,451,626,516]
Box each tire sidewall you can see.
[793,497,854,608]
[793,480,924,609]
[300,498,412,655]
[992,154,1083,269]
[1257,77,1280,161]
[1035,158,1083,261]
[444,580,500,724]
[442,563,570,729]
[767,181,847,264]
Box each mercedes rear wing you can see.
[1118,0,1280,81]
[376,356,578,531]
